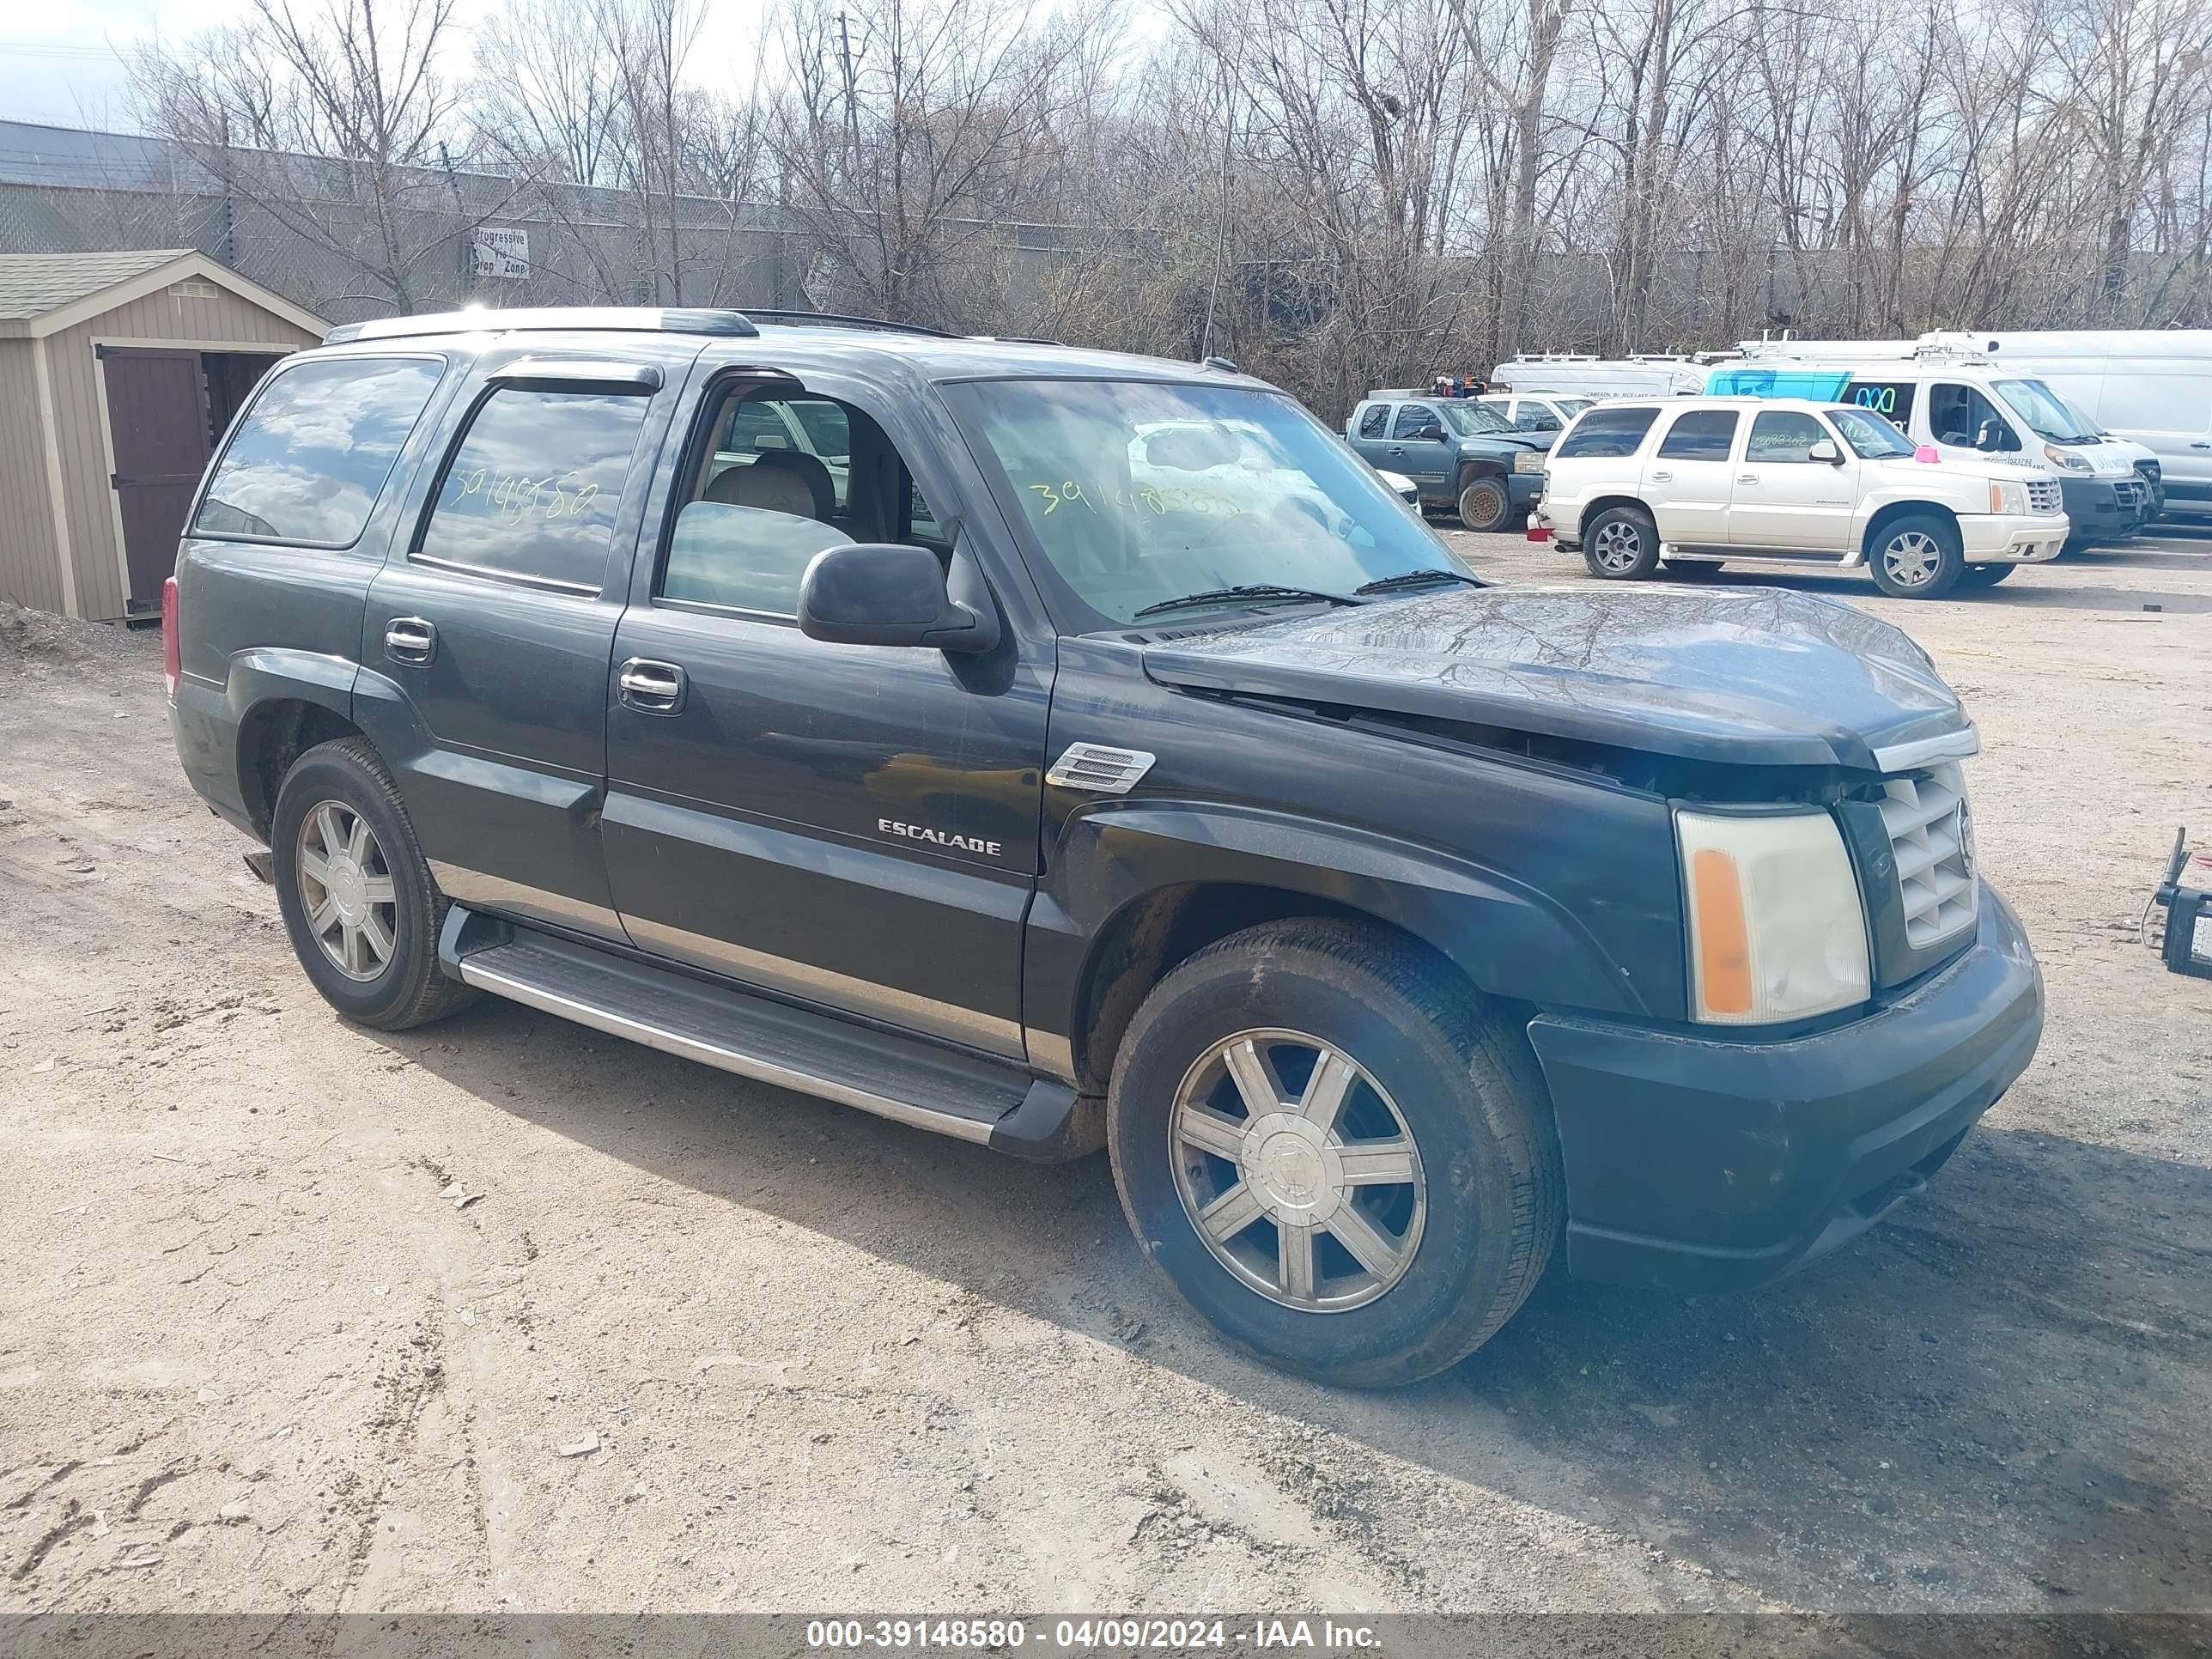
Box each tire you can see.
[270,736,475,1031]
[1456,474,1514,532]
[1867,512,1965,598]
[1582,505,1662,580]
[1958,562,2018,588]
[1106,918,1563,1388]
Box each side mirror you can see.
[1808,438,1842,464]
[797,543,1000,653]
[1976,418,2004,452]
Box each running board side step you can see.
[437,907,1093,1161]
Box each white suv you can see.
[1532,397,2069,598]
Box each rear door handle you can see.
[617,658,687,714]
[1738,474,1759,485]
[2192,441,2211,449]
[384,617,436,665]
[1649,470,1673,482]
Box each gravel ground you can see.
[0,529,2208,1624]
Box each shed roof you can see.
[0,248,325,339]
[0,249,191,321]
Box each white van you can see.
[1490,353,1718,398]
[1918,331,2212,518]
[1699,350,2150,547]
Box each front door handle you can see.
[2192,441,2211,449]
[1388,446,1407,455]
[1650,470,1674,482]
[384,617,436,665]
[617,658,687,714]
[1738,474,1759,485]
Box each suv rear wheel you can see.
[1868,513,1965,598]
[1456,474,1514,533]
[1583,504,1662,580]
[271,738,475,1030]
[1106,919,1562,1388]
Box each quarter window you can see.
[416,386,652,590]
[1657,409,1740,460]
[192,356,443,544]
[1553,406,1658,459]
[1391,404,1445,441]
[1357,404,1389,439]
[1745,410,1831,462]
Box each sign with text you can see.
[472,227,530,282]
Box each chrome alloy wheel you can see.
[1168,1029,1426,1312]
[1881,529,1943,588]
[296,800,398,981]
[1590,520,1644,572]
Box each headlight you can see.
[1987,480,2028,514]
[2043,444,2092,474]
[1513,452,1546,474]
[1676,809,1870,1024]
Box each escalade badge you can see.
[878,817,1003,859]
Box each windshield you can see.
[1828,406,1916,459]
[947,380,1467,628]
[1550,398,1595,416]
[1996,379,2100,443]
[1438,400,1511,436]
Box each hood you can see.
[1462,434,1547,456]
[1143,585,1970,771]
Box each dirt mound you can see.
[0,599,144,669]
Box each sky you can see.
[0,0,782,137]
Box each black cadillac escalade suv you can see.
[166,307,2044,1386]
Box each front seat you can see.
[706,447,837,521]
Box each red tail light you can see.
[161,577,180,703]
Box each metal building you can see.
[0,249,325,621]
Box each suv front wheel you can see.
[1868,513,1965,598]
[270,737,475,1030]
[1583,504,1662,580]
[1106,919,1562,1388]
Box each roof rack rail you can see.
[742,308,956,338]
[322,306,761,344]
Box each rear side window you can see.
[1554,406,1658,459]
[1746,410,1830,462]
[1513,404,1562,433]
[192,356,442,544]
[1842,379,1917,432]
[1357,404,1388,439]
[1657,409,1740,460]
[416,387,653,591]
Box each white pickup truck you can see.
[1531,396,2069,598]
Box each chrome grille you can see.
[1881,762,1978,950]
[2026,477,2063,514]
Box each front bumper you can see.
[1526,884,2043,1293]
[1507,473,1543,512]
[2060,474,2149,543]
[1958,511,2069,563]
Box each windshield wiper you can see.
[1354,568,1479,595]
[1133,583,1361,620]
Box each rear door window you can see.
[1357,404,1389,439]
[415,386,653,591]
[192,356,444,544]
[1656,409,1740,460]
[1554,406,1658,459]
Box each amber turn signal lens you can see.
[1689,846,1753,1016]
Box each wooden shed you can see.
[0,250,325,622]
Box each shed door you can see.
[102,347,212,611]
